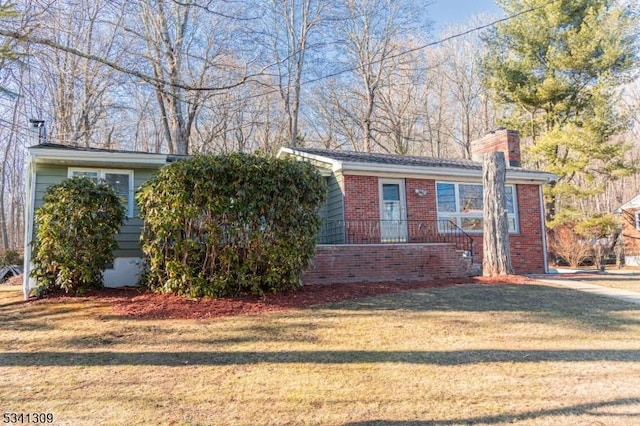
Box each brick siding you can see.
[304,243,474,285]
[621,208,640,258]
[468,183,546,274]
[338,174,547,275]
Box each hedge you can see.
[137,153,326,297]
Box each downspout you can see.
[538,184,549,274]
[22,153,37,299]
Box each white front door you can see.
[379,179,407,242]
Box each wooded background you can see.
[0,0,638,252]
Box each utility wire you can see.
[301,0,563,86]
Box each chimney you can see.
[470,128,521,167]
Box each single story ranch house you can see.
[23,129,555,297]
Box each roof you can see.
[614,194,640,214]
[290,147,484,169]
[30,142,163,155]
[279,147,557,184]
[27,143,175,169]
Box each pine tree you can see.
[483,0,638,220]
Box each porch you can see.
[317,219,474,256]
[304,220,478,285]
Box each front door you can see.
[379,179,407,242]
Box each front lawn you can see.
[2,281,640,425]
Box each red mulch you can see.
[25,275,534,320]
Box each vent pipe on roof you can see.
[29,119,46,145]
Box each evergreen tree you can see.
[483,0,638,220]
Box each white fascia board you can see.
[339,162,556,184]
[277,147,343,173]
[30,148,168,167]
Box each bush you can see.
[548,214,619,269]
[548,225,593,268]
[30,177,126,295]
[137,153,327,297]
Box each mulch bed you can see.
[22,275,534,320]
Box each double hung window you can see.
[68,168,134,218]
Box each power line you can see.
[0,0,565,148]
[301,0,563,86]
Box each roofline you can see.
[28,145,169,166]
[278,147,343,171]
[278,147,557,184]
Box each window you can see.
[68,168,134,218]
[436,182,518,233]
[635,212,640,230]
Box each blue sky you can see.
[428,0,504,32]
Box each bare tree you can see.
[260,0,330,147]
[28,1,126,147]
[440,18,497,158]
[330,0,422,152]
[375,43,425,154]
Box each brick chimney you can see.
[470,128,521,167]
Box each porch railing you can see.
[317,219,473,257]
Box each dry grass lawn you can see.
[3,281,640,425]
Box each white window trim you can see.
[68,167,135,218]
[635,211,640,230]
[435,181,519,234]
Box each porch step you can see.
[469,263,482,276]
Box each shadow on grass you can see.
[3,348,640,366]
[344,397,640,425]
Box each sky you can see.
[428,0,504,32]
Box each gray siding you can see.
[317,171,345,244]
[34,165,67,209]
[33,164,160,258]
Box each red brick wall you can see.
[405,178,437,222]
[304,244,475,285]
[340,174,547,274]
[467,184,546,274]
[343,175,380,221]
[342,175,381,243]
[621,208,640,257]
[470,129,521,167]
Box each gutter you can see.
[277,147,557,184]
[539,185,550,274]
[339,161,557,184]
[30,148,168,167]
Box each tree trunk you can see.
[482,151,513,276]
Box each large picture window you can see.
[68,168,134,218]
[436,182,518,233]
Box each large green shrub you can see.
[31,177,126,295]
[137,153,327,297]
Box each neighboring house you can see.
[278,129,556,284]
[614,195,640,266]
[22,143,177,298]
